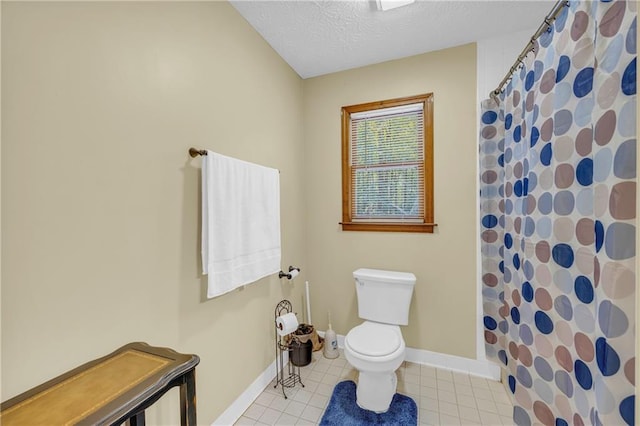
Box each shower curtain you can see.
[480,1,636,425]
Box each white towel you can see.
[201,151,281,298]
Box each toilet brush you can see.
[323,312,339,359]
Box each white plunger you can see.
[305,281,312,324]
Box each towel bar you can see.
[189,148,282,175]
[189,147,208,157]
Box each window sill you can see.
[340,222,437,233]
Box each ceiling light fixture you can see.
[376,0,416,11]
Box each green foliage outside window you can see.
[352,113,423,219]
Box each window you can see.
[341,93,435,233]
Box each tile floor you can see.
[235,350,514,425]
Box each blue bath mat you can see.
[319,380,417,426]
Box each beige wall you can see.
[303,44,478,359]
[1,2,305,422]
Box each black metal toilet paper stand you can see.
[274,299,305,398]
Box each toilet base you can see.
[355,371,397,413]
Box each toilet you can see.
[344,268,416,413]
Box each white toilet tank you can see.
[353,268,416,326]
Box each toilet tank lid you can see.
[353,268,416,284]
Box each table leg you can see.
[127,411,145,426]
[180,369,197,426]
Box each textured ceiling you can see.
[230,0,555,79]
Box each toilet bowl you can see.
[345,268,415,413]
[344,321,406,413]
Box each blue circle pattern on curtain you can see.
[479,1,636,425]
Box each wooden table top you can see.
[1,342,200,426]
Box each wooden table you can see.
[0,342,200,426]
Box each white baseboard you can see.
[320,331,500,381]
[211,352,288,426]
[404,347,500,380]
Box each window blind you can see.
[350,102,424,221]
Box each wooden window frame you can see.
[341,93,435,233]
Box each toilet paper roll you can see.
[288,269,299,280]
[276,312,299,336]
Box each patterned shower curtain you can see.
[480,1,636,425]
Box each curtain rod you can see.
[490,0,569,104]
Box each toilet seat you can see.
[345,322,401,357]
